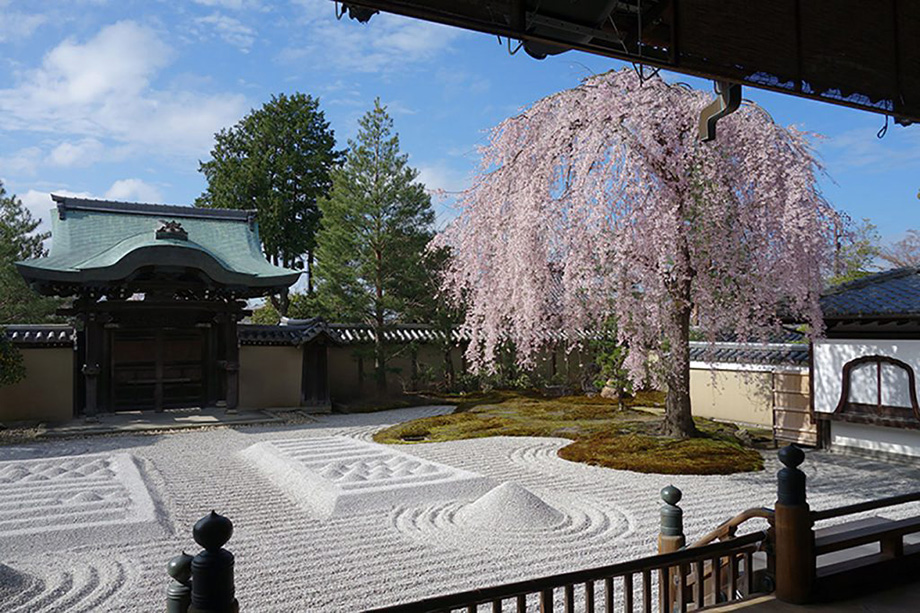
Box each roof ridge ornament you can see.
[156,219,188,241]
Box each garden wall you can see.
[0,347,74,423]
[689,363,812,441]
[239,345,303,409]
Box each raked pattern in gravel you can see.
[1,405,919,612]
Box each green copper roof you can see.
[17,196,300,297]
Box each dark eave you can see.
[339,0,920,125]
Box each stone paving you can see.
[0,406,919,612]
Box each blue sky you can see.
[1,0,918,247]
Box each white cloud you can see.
[415,161,471,230]
[384,100,417,116]
[192,0,256,9]
[194,13,256,52]
[823,125,920,171]
[104,178,162,203]
[282,6,463,73]
[46,138,106,167]
[0,21,250,158]
[0,11,46,43]
[415,162,470,195]
[0,146,43,176]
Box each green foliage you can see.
[287,291,327,320]
[0,181,59,326]
[196,92,340,314]
[314,99,436,393]
[828,217,881,286]
[249,301,281,325]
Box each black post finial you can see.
[189,511,239,613]
[166,552,193,613]
[660,484,684,537]
[777,445,807,506]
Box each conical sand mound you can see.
[457,482,564,530]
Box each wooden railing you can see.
[364,530,768,613]
[812,491,920,522]
[690,507,774,549]
[809,490,920,601]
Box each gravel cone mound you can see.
[457,481,564,530]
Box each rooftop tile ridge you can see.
[822,266,920,297]
[51,194,256,221]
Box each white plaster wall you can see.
[831,421,920,459]
[812,339,920,414]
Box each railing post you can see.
[189,511,240,613]
[659,485,685,612]
[167,552,194,613]
[774,445,814,604]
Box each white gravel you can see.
[0,405,919,612]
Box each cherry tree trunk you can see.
[662,302,697,439]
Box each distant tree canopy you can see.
[196,93,340,315]
[827,217,881,286]
[314,99,437,395]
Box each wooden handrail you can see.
[690,507,775,548]
[815,516,920,556]
[363,531,767,613]
[812,491,920,522]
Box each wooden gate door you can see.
[110,328,206,411]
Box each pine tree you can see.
[0,182,57,386]
[315,99,436,396]
[0,183,58,325]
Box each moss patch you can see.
[373,391,766,475]
[558,433,764,475]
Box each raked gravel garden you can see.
[2,405,920,613]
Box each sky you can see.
[1,0,918,247]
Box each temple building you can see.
[15,195,306,416]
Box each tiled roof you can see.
[708,327,806,344]
[239,318,339,346]
[689,342,809,367]
[820,267,920,319]
[326,323,607,345]
[16,195,300,297]
[328,324,469,344]
[3,325,76,347]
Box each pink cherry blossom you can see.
[435,69,838,437]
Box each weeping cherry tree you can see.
[437,69,838,438]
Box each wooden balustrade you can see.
[809,488,920,602]
[363,531,767,612]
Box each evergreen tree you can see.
[0,183,58,325]
[196,93,340,314]
[315,99,436,396]
[0,183,57,386]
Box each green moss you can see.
[558,433,764,475]
[372,390,766,475]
